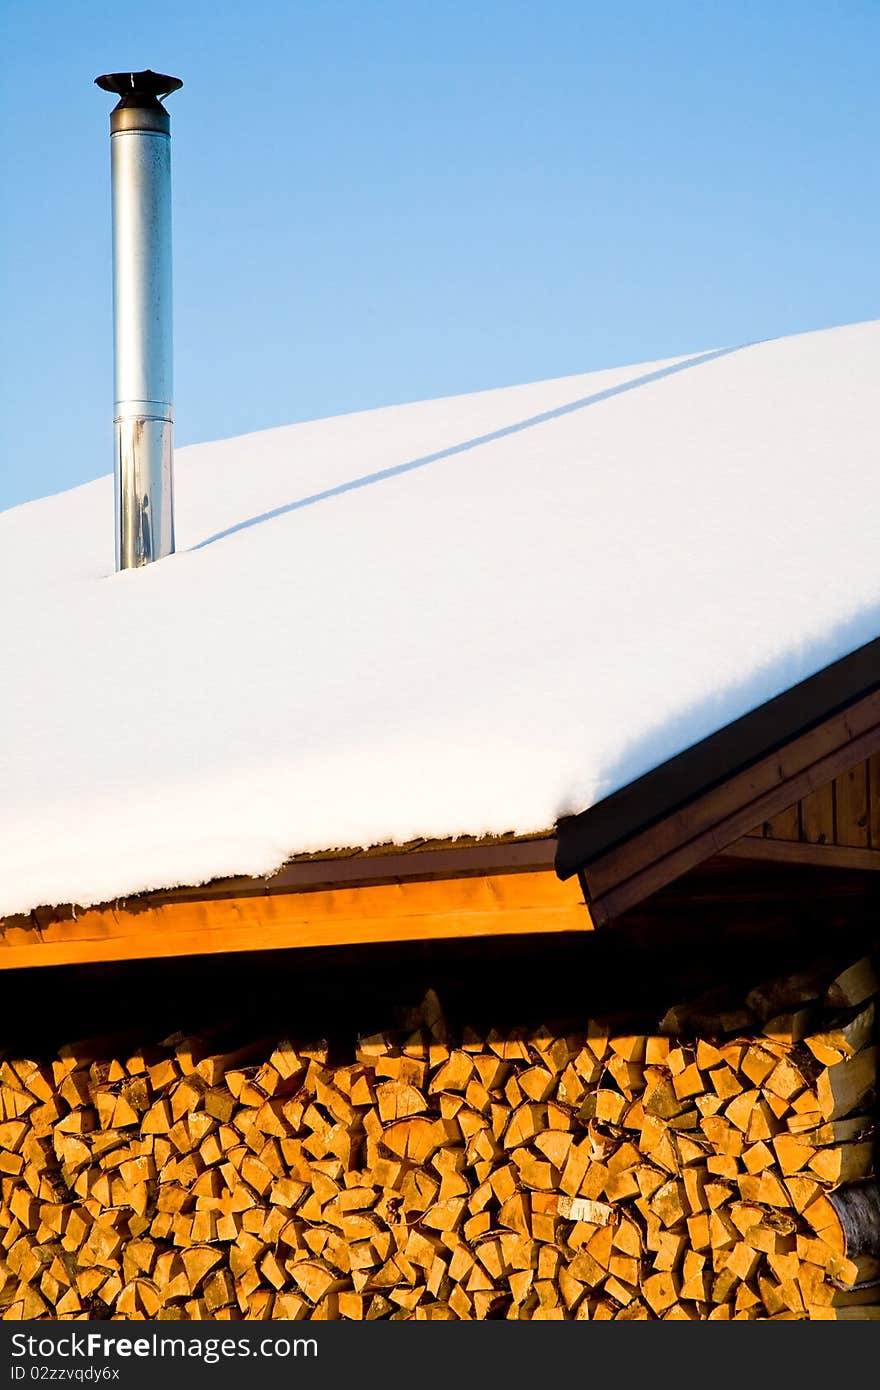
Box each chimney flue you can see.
[96,70,182,570]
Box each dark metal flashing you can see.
[555,634,880,882]
[177,836,558,903]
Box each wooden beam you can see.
[717,838,880,873]
[0,870,591,971]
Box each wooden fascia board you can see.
[578,690,880,926]
[0,863,590,971]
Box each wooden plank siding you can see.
[800,782,835,845]
[762,802,800,840]
[747,756,878,850]
[835,760,870,846]
[871,752,880,849]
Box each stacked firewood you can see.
[0,954,877,1320]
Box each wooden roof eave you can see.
[555,635,880,926]
[0,834,592,971]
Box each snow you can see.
[1,320,879,917]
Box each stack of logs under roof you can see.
[1,953,877,1319]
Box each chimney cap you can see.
[95,70,183,109]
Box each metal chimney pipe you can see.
[95,70,182,569]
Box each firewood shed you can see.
[1,321,878,1319]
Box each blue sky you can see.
[2,0,878,510]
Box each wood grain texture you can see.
[868,754,880,850]
[762,804,800,842]
[0,871,591,971]
[801,784,835,847]
[759,759,876,851]
[834,765,869,848]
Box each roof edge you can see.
[555,633,880,881]
[7,833,557,929]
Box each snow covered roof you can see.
[2,320,878,919]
